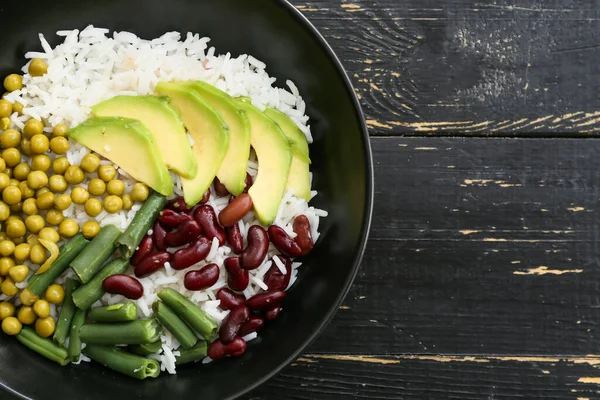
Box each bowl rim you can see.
[231,1,374,398]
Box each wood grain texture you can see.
[248,354,600,399]
[291,0,600,136]
[304,137,600,356]
[248,136,600,398]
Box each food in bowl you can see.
[0,25,327,378]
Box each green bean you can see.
[84,345,160,380]
[152,301,197,349]
[129,340,162,356]
[117,191,166,258]
[70,225,122,283]
[72,258,129,310]
[79,319,162,345]
[68,308,86,362]
[27,234,89,295]
[53,278,79,346]
[157,288,217,340]
[89,302,138,322]
[16,326,70,366]
[175,340,208,365]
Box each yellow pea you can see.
[0,240,15,256]
[17,306,36,325]
[52,124,68,137]
[0,277,18,296]
[35,316,55,337]
[45,284,64,304]
[0,257,14,276]
[0,301,15,320]
[38,227,59,243]
[53,193,71,211]
[1,316,21,335]
[58,219,79,238]
[81,221,101,239]
[122,194,133,211]
[8,264,28,282]
[19,288,39,306]
[29,244,47,265]
[25,215,45,234]
[13,243,30,262]
[33,299,50,318]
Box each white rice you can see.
[9,26,328,374]
[7,25,313,143]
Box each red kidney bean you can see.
[219,305,250,344]
[217,288,246,310]
[208,337,246,360]
[246,290,286,310]
[159,209,193,228]
[226,224,243,254]
[243,173,253,193]
[241,225,269,270]
[200,188,211,205]
[267,226,302,258]
[171,236,211,270]
[218,194,253,228]
[153,221,168,251]
[134,251,171,277]
[102,274,144,299]
[293,215,314,256]
[131,235,154,266]
[184,263,220,291]
[264,257,292,291]
[165,219,202,248]
[264,306,282,321]
[213,177,230,197]
[238,315,264,336]
[224,257,249,291]
[193,205,226,245]
[166,197,191,214]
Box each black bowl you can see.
[0,0,373,398]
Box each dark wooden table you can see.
[249,1,600,398]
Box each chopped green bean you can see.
[70,225,122,283]
[117,191,166,258]
[157,288,217,340]
[129,340,162,356]
[175,340,208,365]
[89,302,138,322]
[27,234,89,296]
[84,345,160,379]
[72,258,129,310]
[80,319,162,345]
[153,301,197,349]
[53,278,79,346]
[16,326,70,366]
[68,308,86,362]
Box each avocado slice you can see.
[183,81,251,196]
[155,82,229,206]
[264,108,312,201]
[284,159,311,201]
[92,95,198,179]
[264,108,311,164]
[68,117,173,196]
[235,98,293,225]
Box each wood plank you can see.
[307,137,599,355]
[290,0,600,135]
[370,136,600,241]
[249,354,600,399]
